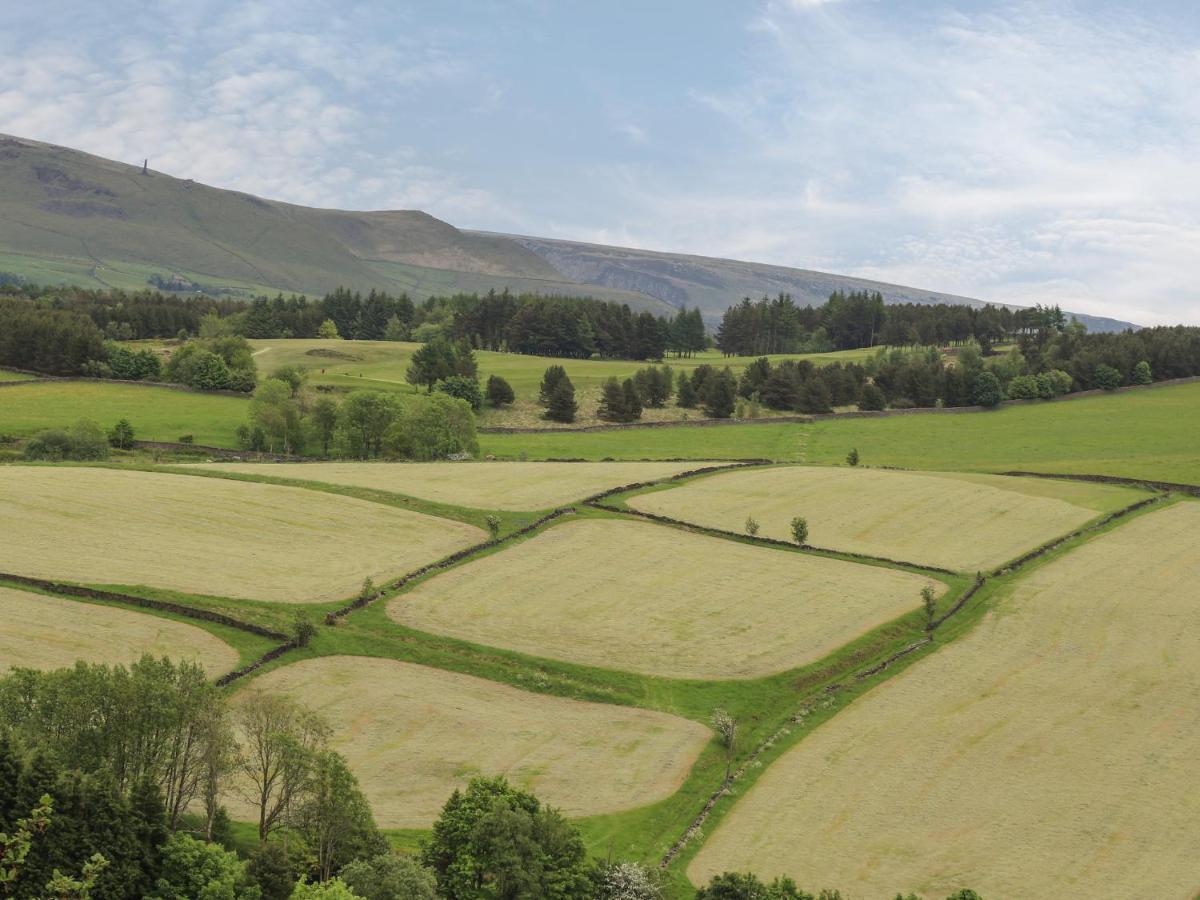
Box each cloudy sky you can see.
[2,0,1197,324]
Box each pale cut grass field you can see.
[689,501,1200,899]
[0,587,237,676]
[234,656,711,827]
[630,466,1139,571]
[0,467,484,603]
[183,460,706,511]
[391,519,940,680]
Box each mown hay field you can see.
[0,467,484,603]
[391,519,941,680]
[234,656,711,827]
[186,460,706,511]
[0,586,237,676]
[630,466,1139,571]
[689,501,1200,898]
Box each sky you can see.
[1,0,1198,325]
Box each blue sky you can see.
[1,0,1198,324]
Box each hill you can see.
[0,133,670,312]
[0,132,1137,331]
[489,233,1137,333]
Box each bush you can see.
[1094,363,1122,391]
[1132,359,1152,384]
[744,516,760,536]
[341,854,438,900]
[387,393,479,460]
[435,374,483,411]
[702,368,737,419]
[107,418,135,450]
[485,374,515,407]
[178,434,195,444]
[1004,374,1040,400]
[1036,369,1072,398]
[970,371,1003,407]
[24,419,109,461]
[845,448,859,467]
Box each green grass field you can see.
[0,369,36,383]
[0,381,248,445]
[481,381,1200,484]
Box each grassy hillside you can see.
[0,133,668,310]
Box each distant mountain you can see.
[485,234,1138,334]
[0,133,1137,332]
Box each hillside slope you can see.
[0,133,1136,331]
[0,133,668,311]
[491,234,1136,333]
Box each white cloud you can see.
[576,2,1200,324]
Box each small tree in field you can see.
[317,319,341,340]
[712,708,737,780]
[846,447,859,467]
[545,379,578,423]
[485,515,501,540]
[744,516,760,537]
[107,418,135,449]
[790,516,808,546]
[1094,363,1122,391]
[922,585,938,634]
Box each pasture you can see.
[243,339,877,428]
[0,586,238,676]
[629,466,1140,571]
[184,460,706,511]
[234,656,711,828]
[688,500,1200,898]
[0,369,35,382]
[0,467,484,603]
[480,379,1200,485]
[0,380,247,446]
[391,518,941,680]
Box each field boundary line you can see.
[0,573,288,641]
[657,491,1166,870]
[999,470,1200,497]
[589,502,957,576]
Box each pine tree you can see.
[597,377,627,422]
[485,375,515,407]
[676,370,697,408]
[128,777,168,896]
[545,379,578,423]
[538,365,569,406]
[621,378,643,421]
[702,368,736,419]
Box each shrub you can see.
[1132,359,1152,384]
[317,319,341,339]
[107,418,135,450]
[846,448,859,467]
[970,371,1003,407]
[24,419,109,461]
[485,515,501,539]
[1094,363,1122,391]
[485,374,515,407]
[702,368,737,419]
[744,516,760,537]
[1036,369,1073,398]
[1004,374,1040,400]
[435,374,483,411]
[293,612,316,648]
[178,434,195,444]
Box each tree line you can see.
[715,292,1070,356]
[0,284,707,363]
[0,656,983,900]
